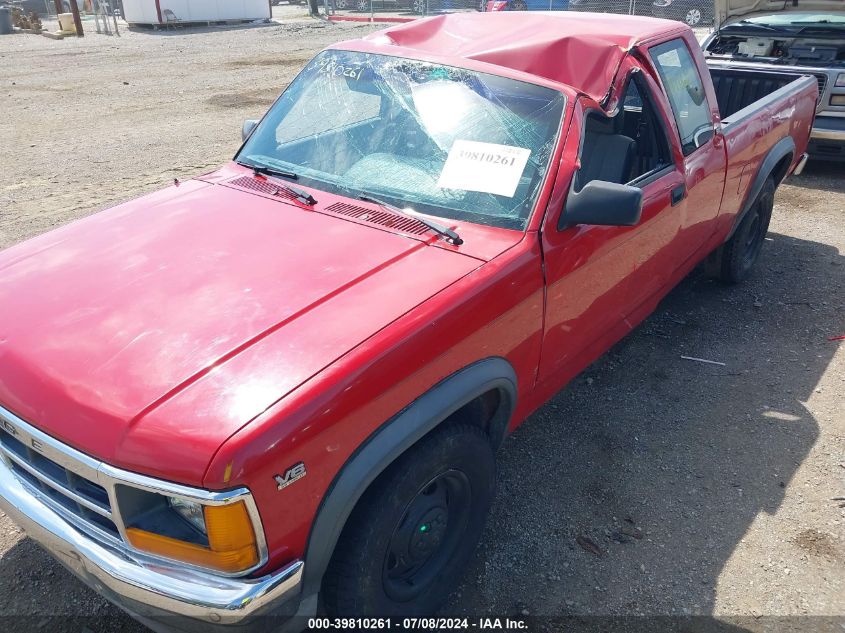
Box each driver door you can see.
[537,71,686,386]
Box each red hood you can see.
[0,169,519,484]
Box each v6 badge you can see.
[275,462,306,491]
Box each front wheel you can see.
[322,424,496,617]
[716,177,775,284]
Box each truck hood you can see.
[0,172,503,484]
[716,0,844,26]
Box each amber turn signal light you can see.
[127,501,259,574]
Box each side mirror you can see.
[242,119,258,142]
[559,180,643,229]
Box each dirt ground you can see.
[0,12,843,633]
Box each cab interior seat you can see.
[578,114,637,188]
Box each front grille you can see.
[0,427,119,537]
[814,74,827,102]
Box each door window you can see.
[576,73,675,189]
[649,40,714,156]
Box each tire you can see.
[717,177,775,284]
[334,0,349,8]
[322,424,496,617]
[510,0,527,9]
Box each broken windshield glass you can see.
[237,51,566,231]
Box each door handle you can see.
[671,184,686,206]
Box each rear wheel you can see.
[717,177,775,284]
[510,0,527,9]
[322,424,495,617]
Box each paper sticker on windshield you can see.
[437,140,531,198]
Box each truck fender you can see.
[300,357,517,599]
[724,135,794,242]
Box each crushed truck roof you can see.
[341,12,686,103]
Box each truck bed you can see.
[702,64,817,240]
[707,65,820,122]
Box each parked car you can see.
[485,0,568,11]
[702,1,845,161]
[651,0,713,26]
[0,11,816,632]
[333,0,421,12]
[569,0,650,16]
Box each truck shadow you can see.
[448,230,843,627]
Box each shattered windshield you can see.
[237,50,566,231]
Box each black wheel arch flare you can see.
[300,357,518,601]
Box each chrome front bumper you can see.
[811,116,845,143]
[0,455,304,631]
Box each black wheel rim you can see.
[382,470,471,602]
[741,209,765,271]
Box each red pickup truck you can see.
[0,11,817,631]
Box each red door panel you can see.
[537,102,684,386]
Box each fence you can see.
[323,0,714,28]
[8,0,124,20]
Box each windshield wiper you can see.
[236,159,298,180]
[235,160,317,206]
[722,20,787,33]
[791,23,845,35]
[789,20,845,26]
[357,194,463,245]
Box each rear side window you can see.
[649,40,713,156]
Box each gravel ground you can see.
[0,12,843,633]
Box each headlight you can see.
[168,497,207,534]
[117,486,261,574]
[836,73,845,88]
